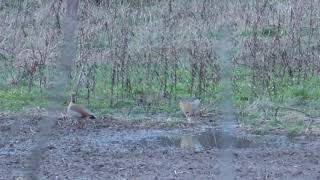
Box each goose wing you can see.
[69,104,92,117]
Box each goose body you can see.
[179,97,201,121]
[67,93,96,120]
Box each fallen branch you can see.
[274,105,319,118]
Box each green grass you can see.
[0,64,219,118]
[234,66,320,135]
[239,26,287,38]
[233,66,252,105]
[286,121,305,136]
[234,66,320,106]
[0,87,48,111]
[237,24,318,39]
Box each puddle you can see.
[140,128,302,151]
[146,128,254,151]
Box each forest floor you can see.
[0,112,319,180]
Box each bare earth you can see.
[0,114,319,180]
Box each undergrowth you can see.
[234,66,320,135]
[0,65,219,117]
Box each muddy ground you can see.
[0,113,320,180]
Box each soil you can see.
[0,114,319,180]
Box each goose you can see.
[179,97,201,122]
[67,93,96,127]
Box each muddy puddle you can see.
[1,118,319,179]
[138,127,305,151]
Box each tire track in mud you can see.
[215,25,237,180]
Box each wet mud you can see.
[0,115,319,180]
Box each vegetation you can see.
[0,0,320,135]
[234,0,320,135]
[0,0,223,115]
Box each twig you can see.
[274,105,319,118]
[272,105,319,134]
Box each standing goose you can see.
[67,93,96,127]
[179,97,201,122]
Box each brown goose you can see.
[179,97,201,122]
[67,93,96,127]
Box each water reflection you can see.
[154,129,253,151]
